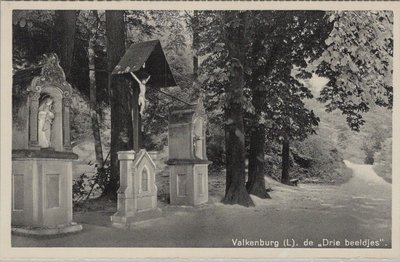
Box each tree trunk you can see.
[191,10,201,99]
[88,11,104,169]
[192,10,199,80]
[103,10,127,199]
[281,138,290,184]
[222,11,254,207]
[52,10,76,80]
[246,125,271,198]
[245,23,277,198]
[131,81,142,152]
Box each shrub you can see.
[72,162,111,206]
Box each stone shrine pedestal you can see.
[12,151,81,235]
[167,159,210,206]
[111,150,162,227]
[167,98,211,206]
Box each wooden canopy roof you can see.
[112,39,176,88]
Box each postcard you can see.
[1,1,399,259]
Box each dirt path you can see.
[12,161,391,248]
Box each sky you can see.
[309,73,329,96]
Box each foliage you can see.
[73,162,111,205]
[141,87,194,152]
[291,135,348,184]
[70,88,92,144]
[305,93,392,165]
[247,11,331,143]
[361,132,383,165]
[12,11,55,71]
[316,11,393,131]
[197,11,331,147]
[373,137,392,183]
[12,81,29,128]
[358,107,391,164]
[195,11,333,188]
[126,10,194,151]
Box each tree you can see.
[260,66,320,184]
[74,10,107,168]
[316,11,393,131]
[104,10,128,198]
[196,11,252,204]
[87,10,105,168]
[13,10,192,197]
[12,11,54,70]
[244,13,274,197]
[192,11,199,82]
[222,11,254,206]
[185,11,227,170]
[103,10,175,197]
[196,11,327,200]
[184,10,200,83]
[51,10,77,80]
[244,11,329,189]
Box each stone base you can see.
[111,208,163,228]
[12,157,75,228]
[12,222,82,236]
[169,163,209,206]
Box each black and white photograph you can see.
[0,1,399,259]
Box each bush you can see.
[373,137,392,183]
[72,162,111,206]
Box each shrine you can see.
[110,40,176,225]
[167,98,211,206]
[111,39,176,151]
[12,54,82,235]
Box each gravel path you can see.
[12,161,391,248]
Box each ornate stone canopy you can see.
[27,53,73,102]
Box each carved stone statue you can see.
[38,96,54,148]
[130,72,151,116]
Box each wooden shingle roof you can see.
[112,40,176,88]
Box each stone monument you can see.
[167,98,211,206]
[111,149,162,227]
[12,54,82,235]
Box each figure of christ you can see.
[38,96,55,148]
[130,72,151,116]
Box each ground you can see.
[12,161,391,248]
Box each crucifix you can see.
[128,71,150,152]
[130,72,151,116]
[111,40,177,152]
